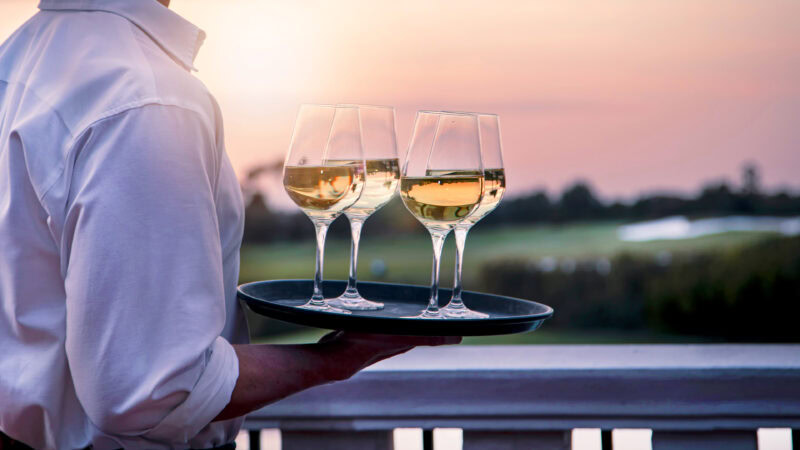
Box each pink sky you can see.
[3,0,799,203]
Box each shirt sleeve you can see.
[60,104,239,443]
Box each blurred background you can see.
[3,0,799,346]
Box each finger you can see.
[421,336,462,346]
[318,330,344,344]
[381,346,415,359]
[337,332,462,346]
[438,336,463,345]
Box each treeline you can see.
[480,235,800,341]
[482,180,800,226]
[243,164,800,244]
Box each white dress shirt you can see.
[0,1,248,448]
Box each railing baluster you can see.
[281,430,393,450]
[601,429,612,450]
[651,430,757,450]
[248,430,261,450]
[422,429,433,450]
[462,430,571,450]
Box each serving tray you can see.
[238,279,553,336]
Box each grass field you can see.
[240,221,775,344]
[240,220,773,287]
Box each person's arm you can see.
[62,104,239,443]
[214,332,461,421]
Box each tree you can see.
[557,181,603,221]
[741,162,761,196]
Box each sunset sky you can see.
[3,0,799,207]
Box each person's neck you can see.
[157,0,170,7]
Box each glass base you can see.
[298,300,352,314]
[441,302,489,319]
[327,292,384,311]
[404,308,446,319]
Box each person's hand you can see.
[315,331,461,382]
[214,333,461,421]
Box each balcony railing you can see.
[242,344,800,449]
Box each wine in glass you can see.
[328,105,400,311]
[282,104,366,313]
[400,111,484,319]
[441,113,506,319]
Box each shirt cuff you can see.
[143,337,239,442]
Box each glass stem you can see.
[344,216,365,296]
[450,225,470,307]
[310,220,330,306]
[425,230,449,315]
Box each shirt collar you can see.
[38,0,206,71]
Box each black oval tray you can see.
[238,280,553,336]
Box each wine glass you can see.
[400,111,484,319]
[282,104,366,313]
[442,113,506,319]
[328,105,400,311]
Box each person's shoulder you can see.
[74,10,218,133]
[0,10,218,137]
[125,20,218,125]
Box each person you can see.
[0,0,459,448]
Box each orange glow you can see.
[2,0,799,201]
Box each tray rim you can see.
[237,279,554,335]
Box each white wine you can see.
[429,168,505,225]
[400,173,484,231]
[467,168,505,224]
[283,164,365,221]
[328,159,400,217]
[350,158,400,216]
